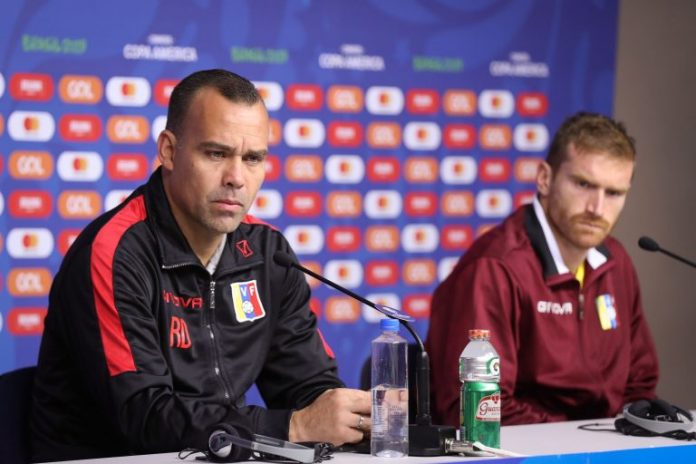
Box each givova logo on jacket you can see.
[231,280,266,323]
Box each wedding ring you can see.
[356,415,365,430]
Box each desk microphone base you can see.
[409,423,457,456]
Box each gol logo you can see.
[514,157,542,183]
[444,124,476,150]
[367,122,401,149]
[8,190,52,218]
[58,229,81,255]
[406,89,440,114]
[284,225,324,254]
[479,124,512,150]
[8,308,47,335]
[268,119,282,146]
[59,75,103,104]
[365,261,399,286]
[365,86,404,115]
[8,151,53,179]
[327,121,363,147]
[107,153,148,181]
[264,154,281,181]
[59,114,102,142]
[402,259,437,286]
[325,296,360,323]
[325,155,364,184]
[107,115,149,143]
[8,268,52,296]
[154,79,179,106]
[327,227,361,253]
[285,192,322,217]
[326,191,362,218]
[250,189,282,219]
[480,158,512,183]
[58,191,102,219]
[442,191,474,217]
[286,84,323,111]
[441,225,473,250]
[443,89,476,116]
[9,73,54,101]
[327,85,363,113]
[253,81,284,111]
[403,295,431,319]
[365,226,399,252]
[367,157,400,183]
[516,92,548,117]
[405,192,437,217]
[405,157,438,183]
[8,111,55,142]
[285,155,323,182]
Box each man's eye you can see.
[244,154,265,164]
[208,151,225,159]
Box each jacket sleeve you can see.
[255,246,344,422]
[426,257,567,427]
[621,258,659,404]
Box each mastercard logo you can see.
[284,118,325,148]
[324,260,363,289]
[364,190,402,219]
[365,86,404,115]
[403,122,441,150]
[57,151,103,181]
[479,90,514,118]
[325,155,364,184]
[440,156,477,185]
[475,189,513,218]
[253,81,283,111]
[8,111,55,141]
[7,228,54,258]
[268,119,282,146]
[401,224,439,253]
[438,257,460,282]
[249,189,283,219]
[106,76,151,107]
[284,225,324,254]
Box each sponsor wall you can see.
[0,0,618,394]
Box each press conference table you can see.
[43,417,696,464]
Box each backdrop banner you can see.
[0,0,618,397]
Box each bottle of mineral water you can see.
[460,329,500,448]
[371,318,409,457]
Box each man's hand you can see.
[288,388,371,445]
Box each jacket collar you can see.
[144,168,263,274]
[525,196,611,281]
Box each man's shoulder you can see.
[465,207,533,263]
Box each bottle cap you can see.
[468,329,490,340]
[380,318,399,332]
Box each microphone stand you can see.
[274,252,456,456]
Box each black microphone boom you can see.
[273,251,456,456]
[638,236,696,269]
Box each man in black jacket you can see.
[31,69,371,462]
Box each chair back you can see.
[0,366,36,464]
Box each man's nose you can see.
[586,190,605,216]
[223,157,245,188]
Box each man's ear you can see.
[157,129,176,171]
[536,161,552,196]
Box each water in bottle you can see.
[371,318,409,457]
[460,329,500,448]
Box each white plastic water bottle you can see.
[371,318,409,457]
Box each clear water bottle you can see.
[371,318,409,457]
[460,329,500,448]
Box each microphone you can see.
[638,236,696,269]
[273,251,456,456]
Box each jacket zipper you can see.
[207,279,233,403]
[578,292,585,320]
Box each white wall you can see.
[614,0,696,408]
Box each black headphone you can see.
[615,399,695,440]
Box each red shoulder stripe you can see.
[91,195,147,376]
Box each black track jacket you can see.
[31,169,342,462]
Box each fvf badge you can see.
[231,280,266,323]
